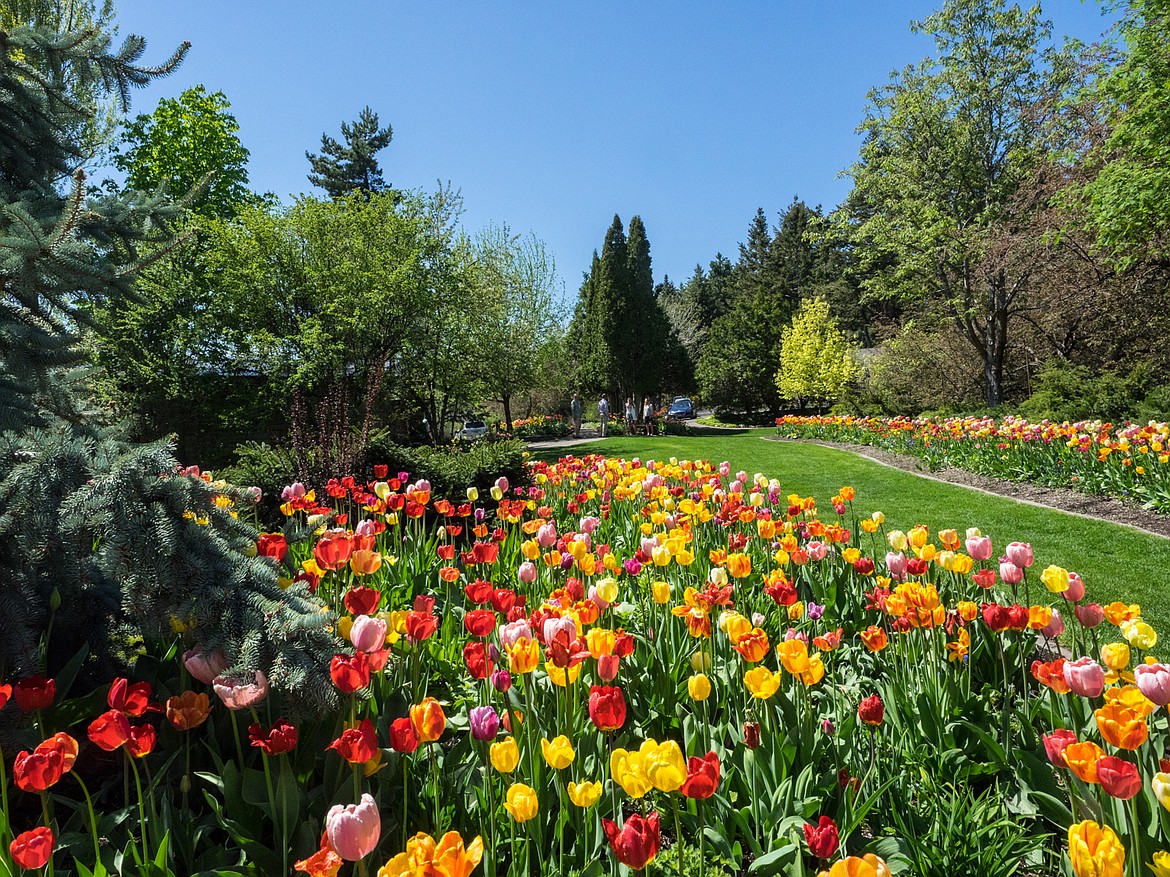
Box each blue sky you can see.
[110,1,1115,302]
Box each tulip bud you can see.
[688,673,711,701]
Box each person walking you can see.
[570,392,583,438]
[598,393,610,438]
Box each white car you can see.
[455,420,489,441]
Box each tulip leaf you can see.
[747,842,797,875]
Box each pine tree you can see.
[0,22,340,712]
[306,106,393,198]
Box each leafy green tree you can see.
[113,84,253,218]
[1,21,338,708]
[777,298,859,409]
[844,0,1065,406]
[471,223,562,431]
[1080,0,1170,260]
[306,105,393,198]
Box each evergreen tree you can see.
[306,106,393,198]
[0,22,339,711]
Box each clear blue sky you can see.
[110,1,1115,303]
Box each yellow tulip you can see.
[595,577,619,604]
[776,639,811,675]
[546,662,582,687]
[688,673,712,701]
[1101,642,1131,672]
[651,581,671,604]
[586,627,616,658]
[1151,851,1170,877]
[490,736,519,773]
[798,654,825,686]
[1041,564,1070,594]
[610,748,653,798]
[1121,619,1158,650]
[504,783,538,822]
[744,666,782,699]
[541,735,575,770]
[567,780,602,808]
[1152,772,1170,812]
[643,739,686,792]
[1067,820,1124,877]
[507,638,540,674]
[887,530,908,551]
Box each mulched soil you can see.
[769,436,1170,540]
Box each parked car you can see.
[455,419,489,441]
[666,398,694,421]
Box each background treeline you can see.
[83,0,1170,490]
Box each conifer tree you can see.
[0,21,340,712]
[306,106,394,198]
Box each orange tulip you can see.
[859,626,888,652]
[410,697,446,744]
[1063,741,1105,783]
[1095,703,1148,750]
[732,629,770,663]
[166,691,212,731]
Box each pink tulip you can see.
[1134,663,1170,706]
[1062,657,1105,698]
[784,629,809,646]
[350,615,387,653]
[355,519,377,538]
[965,536,993,561]
[1042,729,1078,766]
[212,670,269,710]
[537,523,558,548]
[281,482,306,501]
[598,654,620,681]
[543,615,576,645]
[579,516,600,535]
[326,793,381,861]
[1040,610,1065,639]
[806,541,827,562]
[640,537,658,557]
[885,552,907,580]
[1063,572,1085,602]
[184,648,229,685]
[718,461,731,477]
[1004,542,1033,568]
[999,561,1024,586]
[517,561,537,584]
[752,612,765,627]
[498,620,532,650]
[1075,602,1105,628]
[494,476,509,494]
[589,585,610,612]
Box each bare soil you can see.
[770,436,1170,540]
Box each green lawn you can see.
[531,427,1170,635]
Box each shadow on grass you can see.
[681,426,755,438]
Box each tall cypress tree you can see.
[1,21,339,711]
[306,105,393,198]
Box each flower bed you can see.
[776,414,1170,513]
[1,455,1166,876]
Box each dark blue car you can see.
[666,397,694,421]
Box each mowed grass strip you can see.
[530,428,1170,635]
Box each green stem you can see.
[39,792,55,877]
[673,797,684,877]
[0,744,11,848]
[71,772,103,869]
[127,754,149,865]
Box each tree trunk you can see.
[502,394,513,433]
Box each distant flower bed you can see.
[776,414,1170,513]
[500,414,573,439]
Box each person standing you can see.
[598,393,610,438]
[625,397,637,434]
[642,397,654,435]
[570,392,583,438]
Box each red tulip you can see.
[743,721,761,749]
[127,724,156,758]
[388,716,420,753]
[344,586,379,616]
[1042,729,1078,767]
[250,719,299,755]
[0,682,11,710]
[108,677,153,717]
[13,749,65,792]
[313,532,354,571]
[858,694,884,726]
[330,652,371,693]
[603,811,660,870]
[329,718,378,764]
[406,611,438,643]
[465,579,494,603]
[680,752,720,799]
[88,708,132,752]
[13,675,56,712]
[588,685,626,732]
[257,533,288,564]
[1097,756,1141,799]
[10,826,54,870]
[464,609,497,637]
[463,641,492,680]
[803,815,840,859]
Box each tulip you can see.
[858,694,884,726]
[644,739,686,793]
[822,855,892,877]
[1064,572,1086,602]
[350,615,388,653]
[1063,657,1106,698]
[1075,602,1105,628]
[603,812,660,871]
[1005,541,1033,568]
[611,747,654,798]
[588,685,627,731]
[1096,756,1141,799]
[10,826,54,870]
[490,736,520,773]
[1067,820,1124,877]
[468,706,499,741]
[1042,729,1078,766]
[965,535,993,561]
[1153,772,1170,812]
[743,720,761,748]
[568,780,603,808]
[504,783,539,822]
[212,671,269,710]
[326,793,381,861]
[1095,703,1147,750]
[688,673,711,701]
[379,831,484,877]
[744,667,782,699]
[1040,564,1070,593]
[13,675,56,712]
[998,560,1024,586]
[410,698,446,743]
[1041,610,1065,639]
[388,717,419,754]
[87,708,132,753]
[1150,852,1170,877]
[249,719,298,755]
[680,751,720,799]
[1064,741,1105,783]
[107,678,152,717]
[1135,663,1170,705]
[517,561,537,584]
[331,718,380,764]
[541,735,575,770]
[804,815,840,860]
[166,691,211,731]
[1121,619,1158,650]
